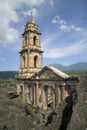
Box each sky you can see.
[0,0,87,71]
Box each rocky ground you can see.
[0,75,87,130]
[67,75,87,130]
[0,83,66,130]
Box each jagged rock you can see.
[25,104,35,117]
[7,91,19,99]
[67,75,87,130]
[0,76,87,130]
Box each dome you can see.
[26,19,36,25]
[29,19,35,24]
[24,18,40,34]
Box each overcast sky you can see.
[0,0,87,71]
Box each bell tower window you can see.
[25,37,27,46]
[23,56,25,68]
[33,36,36,46]
[34,56,38,68]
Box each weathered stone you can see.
[17,18,78,112]
[67,75,87,130]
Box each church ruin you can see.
[17,18,78,110]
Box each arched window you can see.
[34,56,38,68]
[23,56,25,68]
[25,36,27,46]
[33,36,36,46]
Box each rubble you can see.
[0,75,87,130]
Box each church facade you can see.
[17,18,78,110]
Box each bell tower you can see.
[18,19,43,79]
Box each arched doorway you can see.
[43,85,56,109]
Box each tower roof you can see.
[23,18,41,35]
[26,18,38,26]
[28,19,36,24]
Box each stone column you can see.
[25,55,27,68]
[30,87,33,103]
[32,86,36,105]
[24,85,27,102]
[62,83,66,100]
[22,82,25,102]
[33,86,36,106]
[17,84,20,95]
[38,86,41,103]
[58,86,61,105]
[22,56,24,68]
[27,52,29,68]
[52,91,55,110]
[36,81,39,105]
[55,84,58,106]
[25,85,31,104]
[41,87,43,103]
[41,87,47,110]
[27,36,28,45]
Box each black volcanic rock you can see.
[67,75,87,130]
[0,75,87,130]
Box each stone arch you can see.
[34,55,38,68]
[43,85,56,109]
[33,36,36,46]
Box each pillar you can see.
[29,87,33,103]
[41,87,47,110]
[22,83,25,102]
[55,84,58,106]
[25,85,32,104]
[58,86,61,105]
[17,84,21,95]
[36,81,39,105]
[62,83,67,100]
[25,55,27,68]
[33,86,36,106]
[27,36,28,45]
[52,91,55,110]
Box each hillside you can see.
[0,62,87,79]
[0,71,18,79]
[50,62,87,71]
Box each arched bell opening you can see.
[34,55,38,68]
[33,36,36,46]
[23,56,26,68]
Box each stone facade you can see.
[17,18,78,110]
